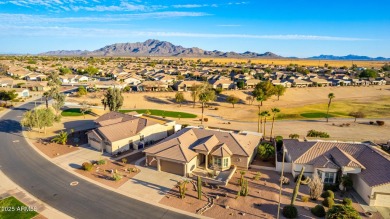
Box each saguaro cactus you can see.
[291,167,305,205]
[197,176,202,200]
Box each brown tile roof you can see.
[94,112,157,142]
[211,143,233,157]
[284,139,390,187]
[144,128,261,163]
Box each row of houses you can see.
[85,111,390,208]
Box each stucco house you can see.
[144,127,262,176]
[87,112,177,154]
[280,139,390,207]
[0,88,30,98]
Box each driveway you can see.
[118,157,184,202]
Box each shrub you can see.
[288,133,299,139]
[341,175,353,190]
[369,121,374,125]
[203,118,208,122]
[327,205,360,219]
[258,143,275,161]
[324,184,339,192]
[97,159,106,165]
[311,205,326,217]
[282,205,298,218]
[301,196,309,202]
[214,107,219,110]
[121,158,127,164]
[253,172,261,180]
[82,162,93,171]
[309,174,324,200]
[307,129,330,138]
[376,120,385,126]
[322,197,334,208]
[342,198,352,206]
[112,173,122,181]
[321,190,335,199]
[181,124,189,128]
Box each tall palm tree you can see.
[270,108,280,138]
[256,96,265,133]
[326,93,335,122]
[261,110,270,138]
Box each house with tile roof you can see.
[281,139,390,207]
[143,127,262,176]
[87,112,176,154]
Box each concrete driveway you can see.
[118,157,184,202]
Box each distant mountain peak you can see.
[39,39,281,58]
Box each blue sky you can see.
[0,0,389,57]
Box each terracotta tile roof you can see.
[284,139,390,187]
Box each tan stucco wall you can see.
[372,183,390,207]
[87,131,102,151]
[351,174,373,205]
[231,155,249,169]
[186,156,198,174]
[110,124,168,154]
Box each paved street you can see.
[0,101,195,219]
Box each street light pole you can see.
[277,148,286,219]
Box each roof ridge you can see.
[334,147,366,169]
[229,133,249,157]
[294,141,318,163]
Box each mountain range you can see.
[40,39,389,60]
[40,39,280,58]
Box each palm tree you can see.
[270,108,280,138]
[326,93,335,122]
[261,110,270,138]
[51,131,68,145]
[256,96,265,133]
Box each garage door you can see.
[160,160,184,175]
[375,194,390,207]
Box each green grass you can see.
[119,109,197,118]
[0,196,38,219]
[61,108,90,117]
[300,112,333,118]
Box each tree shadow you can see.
[0,119,22,134]
[144,96,171,104]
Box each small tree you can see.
[101,88,124,111]
[177,179,190,199]
[341,175,353,191]
[245,95,254,105]
[308,174,324,200]
[52,93,65,116]
[258,143,275,161]
[175,92,185,107]
[51,131,68,145]
[78,86,87,96]
[226,95,239,108]
[274,85,286,100]
[80,101,90,118]
[349,111,365,122]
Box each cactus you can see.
[177,180,189,199]
[237,179,249,198]
[197,176,202,200]
[238,170,246,186]
[291,167,305,205]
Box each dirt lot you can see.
[160,170,382,219]
[66,86,390,143]
[74,159,140,189]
